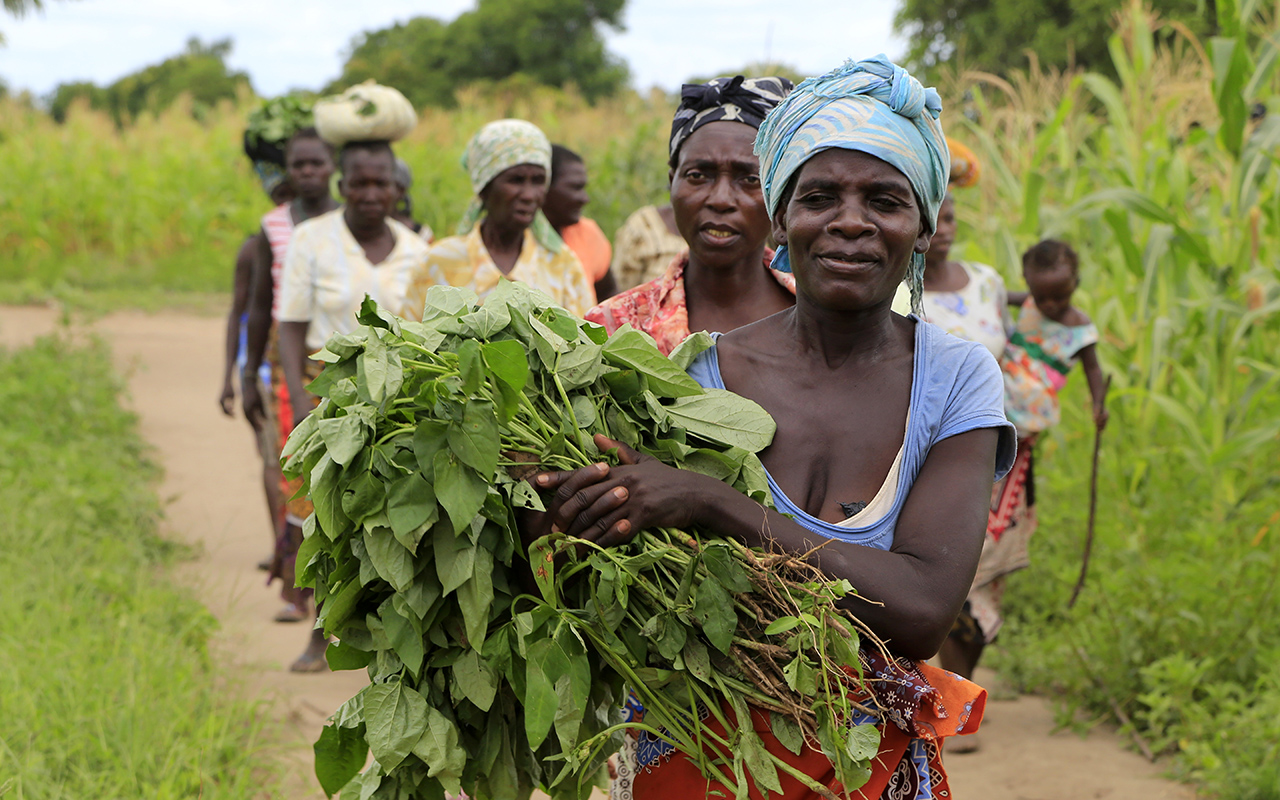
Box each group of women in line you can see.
[221,53,1111,798]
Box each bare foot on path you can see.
[0,305,1199,800]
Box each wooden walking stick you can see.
[1068,374,1111,609]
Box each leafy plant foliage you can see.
[287,282,879,800]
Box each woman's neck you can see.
[683,249,772,310]
[922,258,967,292]
[343,208,390,244]
[784,297,906,370]
[481,217,525,254]
[296,195,336,220]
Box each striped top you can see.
[262,203,294,321]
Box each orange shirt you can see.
[559,218,612,298]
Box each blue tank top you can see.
[685,318,1015,550]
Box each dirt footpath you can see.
[0,304,1197,800]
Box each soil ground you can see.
[0,303,1199,800]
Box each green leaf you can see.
[453,649,499,712]
[364,681,428,771]
[314,723,369,797]
[462,300,512,338]
[379,597,425,677]
[410,706,467,795]
[523,641,560,749]
[311,454,350,540]
[601,326,702,397]
[693,576,737,654]
[420,285,478,321]
[326,639,374,671]
[736,707,782,796]
[681,637,712,683]
[770,712,804,756]
[764,616,801,635]
[412,420,449,477]
[357,331,404,406]
[667,331,714,371]
[319,577,364,634]
[434,524,477,597]
[357,295,402,334]
[481,339,530,393]
[319,414,368,467]
[665,389,776,451]
[846,723,881,762]
[655,614,688,661]
[447,400,500,479]
[457,339,484,395]
[330,689,367,728]
[457,546,495,650]
[386,473,437,550]
[700,542,753,593]
[570,394,598,428]
[433,449,489,534]
[555,342,606,390]
[363,527,415,592]
[281,411,321,460]
[341,470,384,524]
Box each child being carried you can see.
[1003,239,1109,435]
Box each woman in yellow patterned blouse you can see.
[414,119,594,317]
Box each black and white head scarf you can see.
[667,75,794,166]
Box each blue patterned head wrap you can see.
[753,55,949,312]
[252,160,287,197]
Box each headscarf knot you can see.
[668,75,794,166]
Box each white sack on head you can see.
[314,81,417,146]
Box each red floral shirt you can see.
[584,250,796,355]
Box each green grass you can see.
[0,334,281,799]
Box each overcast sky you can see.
[0,0,906,98]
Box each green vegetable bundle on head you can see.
[284,281,882,800]
[243,93,316,165]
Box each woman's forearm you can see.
[692,479,966,660]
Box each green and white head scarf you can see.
[457,118,562,253]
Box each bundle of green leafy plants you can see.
[285,281,881,800]
[244,94,314,157]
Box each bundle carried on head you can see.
[314,81,417,147]
[244,94,315,194]
[287,281,882,800]
[244,94,315,164]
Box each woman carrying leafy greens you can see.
[586,75,797,355]
[531,57,1016,799]
[413,120,595,318]
[276,139,432,670]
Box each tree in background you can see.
[328,0,629,109]
[894,0,1218,77]
[48,37,251,124]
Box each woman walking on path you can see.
[219,162,294,569]
[585,75,796,354]
[903,148,1043,753]
[276,139,432,671]
[534,57,1015,799]
[241,128,341,623]
[414,120,594,317]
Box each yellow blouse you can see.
[411,223,595,319]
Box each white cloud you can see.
[0,0,904,97]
